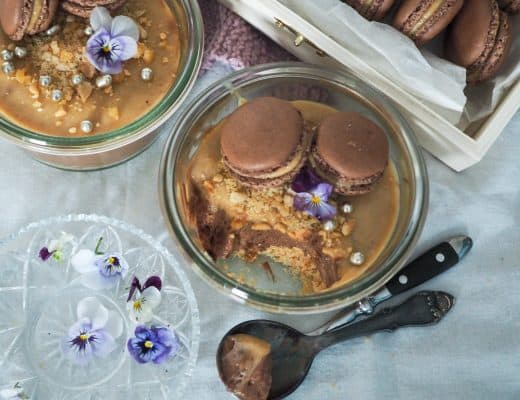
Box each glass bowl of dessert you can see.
[160,62,428,314]
[0,0,203,170]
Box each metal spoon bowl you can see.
[217,291,454,400]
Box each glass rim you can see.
[159,62,429,314]
[0,0,204,151]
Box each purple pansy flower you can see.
[291,166,322,193]
[71,238,129,290]
[127,325,180,364]
[293,182,337,221]
[127,276,162,323]
[86,7,139,74]
[61,297,123,366]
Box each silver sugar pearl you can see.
[39,75,52,87]
[84,26,94,36]
[1,49,13,61]
[80,120,93,134]
[14,46,27,58]
[51,89,63,102]
[341,202,353,214]
[46,25,60,36]
[323,220,336,232]
[350,251,365,266]
[140,67,153,81]
[96,74,112,88]
[2,61,14,75]
[71,74,84,86]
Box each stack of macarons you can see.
[61,0,127,18]
[0,0,60,40]
[342,0,515,83]
[220,97,310,188]
[220,97,389,195]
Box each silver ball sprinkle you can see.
[46,25,60,36]
[341,202,353,214]
[1,49,13,61]
[96,74,112,89]
[80,120,93,134]
[323,220,336,232]
[2,61,14,75]
[350,251,365,266]
[14,46,27,58]
[84,26,94,36]
[71,74,84,86]
[140,67,153,81]
[39,75,52,87]
[51,89,63,102]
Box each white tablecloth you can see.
[1,62,519,399]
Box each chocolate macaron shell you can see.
[372,0,398,20]
[312,112,389,195]
[393,0,464,45]
[26,0,60,35]
[61,0,127,18]
[473,11,512,83]
[445,0,499,69]
[220,97,304,177]
[344,0,396,20]
[0,0,34,41]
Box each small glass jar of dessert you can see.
[159,62,429,314]
[0,0,203,170]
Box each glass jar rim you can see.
[0,0,204,150]
[160,62,429,314]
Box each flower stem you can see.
[95,237,104,255]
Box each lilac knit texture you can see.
[199,0,295,70]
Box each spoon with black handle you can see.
[217,290,454,400]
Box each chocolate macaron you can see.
[61,0,127,18]
[446,0,512,83]
[311,112,389,196]
[393,0,464,45]
[0,0,59,41]
[343,0,397,20]
[220,97,308,188]
[498,0,520,14]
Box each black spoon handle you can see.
[315,291,454,350]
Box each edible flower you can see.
[127,325,180,364]
[61,297,123,366]
[71,237,129,290]
[0,383,29,400]
[38,232,74,262]
[86,7,139,74]
[127,276,162,323]
[292,167,337,221]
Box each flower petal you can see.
[150,341,171,364]
[141,286,161,309]
[104,311,123,338]
[77,297,108,330]
[312,183,333,201]
[316,201,337,221]
[291,166,321,193]
[90,6,112,32]
[128,302,154,323]
[127,338,151,363]
[154,326,177,348]
[143,276,162,292]
[61,332,94,366]
[127,276,141,302]
[80,270,120,290]
[110,35,137,61]
[293,192,312,212]
[134,325,152,340]
[67,317,91,338]
[71,249,98,273]
[110,15,140,41]
[90,329,116,358]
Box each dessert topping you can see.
[85,7,139,75]
[350,251,365,266]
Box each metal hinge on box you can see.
[274,18,327,57]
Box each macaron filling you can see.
[26,0,43,32]
[408,0,446,36]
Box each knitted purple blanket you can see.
[199,0,294,70]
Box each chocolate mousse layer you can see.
[219,334,272,400]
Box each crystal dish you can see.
[0,215,199,399]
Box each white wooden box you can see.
[217,0,520,171]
